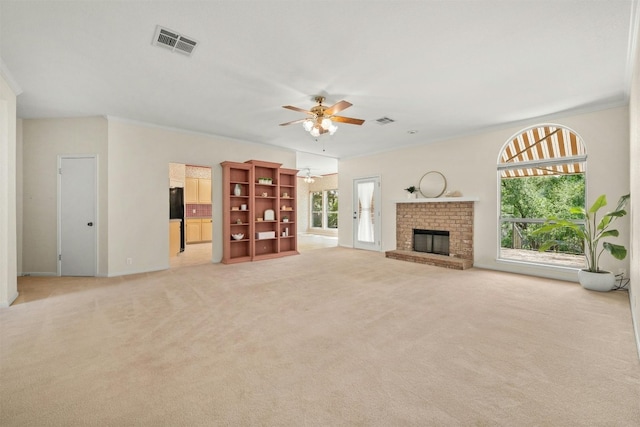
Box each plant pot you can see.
[578,269,615,292]
[407,192,417,199]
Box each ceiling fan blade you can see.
[282,105,313,114]
[324,100,352,116]
[279,118,308,126]
[331,115,365,125]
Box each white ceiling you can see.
[1,1,637,175]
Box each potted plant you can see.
[405,185,417,199]
[282,216,289,223]
[534,193,630,291]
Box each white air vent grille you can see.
[153,26,198,56]
[376,116,395,125]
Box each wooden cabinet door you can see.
[186,219,202,243]
[185,178,198,204]
[169,221,181,256]
[201,218,212,241]
[198,179,212,204]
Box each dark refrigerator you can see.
[169,187,185,252]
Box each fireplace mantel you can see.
[394,196,479,204]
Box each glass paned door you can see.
[353,177,381,251]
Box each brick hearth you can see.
[385,198,476,270]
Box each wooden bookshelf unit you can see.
[221,160,298,264]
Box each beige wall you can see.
[629,24,640,356]
[297,178,310,232]
[339,106,630,283]
[16,119,22,278]
[21,118,109,276]
[19,118,295,277]
[106,119,296,276]
[0,73,18,306]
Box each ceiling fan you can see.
[299,168,323,183]
[280,96,365,137]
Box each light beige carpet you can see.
[2,247,639,426]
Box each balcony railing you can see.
[499,217,585,268]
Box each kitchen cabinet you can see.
[186,219,202,243]
[201,218,212,241]
[169,220,181,256]
[185,178,198,203]
[185,177,211,204]
[198,179,212,204]
[186,218,212,243]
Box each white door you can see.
[59,156,97,276]
[353,177,381,251]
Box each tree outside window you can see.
[311,190,339,230]
[311,192,323,228]
[327,190,338,229]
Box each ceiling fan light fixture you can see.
[280,95,364,139]
[303,120,314,132]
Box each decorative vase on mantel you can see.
[404,186,418,199]
[234,183,242,196]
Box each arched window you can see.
[497,125,587,267]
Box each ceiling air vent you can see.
[153,25,198,56]
[376,116,395,125]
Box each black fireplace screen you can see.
[413,229,450,255]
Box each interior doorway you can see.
[58,155,97,276]
[169,163,213,267]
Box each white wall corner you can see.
[0,58,23,96]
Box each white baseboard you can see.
[0,291,19,308]
[21,272,57,277]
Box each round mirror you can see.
[419,171,447,198]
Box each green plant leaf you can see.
[614,194,631,211]
[533,193,629,269]
[607,209,627,218]
[598,229,619,239]
[533,220,582,235]
[538,240,560,252]
[588,194,607,213]
[568,206,585,215]
[603,242,627,260]
[597,215,613,231]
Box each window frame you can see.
[310,189,339,230]
[497,124,587,269]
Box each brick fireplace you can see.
[385,198,477,269]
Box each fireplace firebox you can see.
[413,229,450,255]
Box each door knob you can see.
[87,222,93,226]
